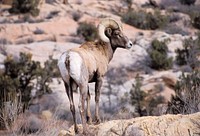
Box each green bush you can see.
[167,70,200,114]
[122,10,169,30]
[9,0,40,16]
[148,39,173,70]
[77,22,98,41]
[179,0,196,5]
[175,48,189,66]
[130,75,147,116]
[192,13,200,29]
[0,53,58,129]
[175,35,200,69]
[129,74,165,116]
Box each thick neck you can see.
[97,40,116,62]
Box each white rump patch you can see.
[58,52,69,83]
[69,52,82,83]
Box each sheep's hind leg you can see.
[64,82,79,133]
[94,78,103,124]
[78,84,88,134]
[86,86,92,124]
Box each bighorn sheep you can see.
[58,18,133,134]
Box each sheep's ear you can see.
[105,28,112,38]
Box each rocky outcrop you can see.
[60,112,200,136]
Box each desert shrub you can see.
[0,88,22,130]
[179,0,196,5]
[130,75,146,116]
[175,45,190,66]
[130,74,165,116]
[122,10,169,30]
[148,39,173,70]
[167,70,200,114]
[72,11,82,21]
[0,53,58,129]
[33,28,45,35]
[175,34,200,69]
[192,13,200,29]
[43,55,60,78]
[46,10,60,19]
[9,0,40,16]
[77,22,97,41]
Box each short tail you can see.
[58,52,70,83]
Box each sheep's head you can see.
[98,18,133,49]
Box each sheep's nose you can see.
[127,40,133,49]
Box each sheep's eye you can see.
[114,31,120,35]
[116,34,122,38]
[114,33,120,37]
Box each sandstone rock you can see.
[161,73,178,88]
[0,16,78,44]
[58,130,68,136]
[66,112,200,136]
[2,0,13,5]
[140,71,182,102]
[41,110,53,120]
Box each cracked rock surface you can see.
[63,112,200,136]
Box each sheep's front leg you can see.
[94,77,103,124]
[86,87,92,124]
[79,84,88,134]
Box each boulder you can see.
[65,112,200,136]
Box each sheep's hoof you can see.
[93,117,101,125]
[86,116,92,125]
[74,126,79,134]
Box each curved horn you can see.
[98,18,122,43]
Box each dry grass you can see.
[0,99,70,136]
